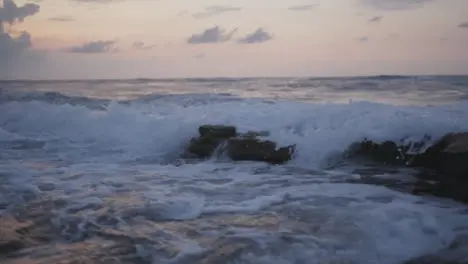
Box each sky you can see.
[1,0,468,79]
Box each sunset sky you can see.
[1,0,468,79]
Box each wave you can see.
[0,91,110,110]
[1,93,468,167]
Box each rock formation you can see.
[350,132,468,203]
[186,125,294,165]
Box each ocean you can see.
[1,76,468,263]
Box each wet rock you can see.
[199,125,237,138]
[186,125,294,164]
[227,138,294,164]
[3,238,152,264]
[187,136,225,158]
[349,133,468,203]
[240,130,270,138]
[200,241,246,264]
[408,133,468,203]
[410,132,468,174]
[0,215,34,255]
[187,125,236,158]
[349,140,404,165]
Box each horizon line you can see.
[1,74,468,82]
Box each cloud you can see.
[0,0,40,24]
[362,0,433,11]
[458,22,468,28]
[386,33,400,40]
[66,40,116,53]
[187,26,237,44]
[0,30,32,58]
[238,28,273,44]
[288,4,318,11]
[133,41,154,50]
[0,0,40,78]
[194,52,206,59]
[193,5,241,19]
[356,36,369,42]
[48,16,75,22]
[368,16,382,23]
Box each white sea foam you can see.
[1,95,468,167]
[2,91,468,263]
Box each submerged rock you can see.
[404,234,468,264]
[186,125,294,164]
[0,215,34,256]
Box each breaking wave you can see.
[2,82,468,264]
[2,91,468,167]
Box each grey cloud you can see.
[194,52,206,59]
[0,0,40,24]
[193,5,241,19]
[0,30,32,77]
[66,40,116,53]
[0,30,32,58]
[177,10,188,17]
[133,41,154,50]
[368,16,382,23]
[187,26,237,44]
[288,4,318,11]
[386,33,400,40]
[458,22,468,28]
[0,0,40,78]
[239,28,273,44]
[362,0,433,11]
[48,16,75,22]
[356,36,369,42]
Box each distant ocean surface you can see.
[1,76,468,264]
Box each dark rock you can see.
[240,131,270,138]
[0,215,33,255]
[408,133,468,203]
[186,125,293,164]
[348,133,468,203]
[226,138,294,164]
[199,125,237,139]
[350,140,404,165]
[186,125,237,159]
[187,136,225,158]
[410,133,468,174]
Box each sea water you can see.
[1,76,468,263]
